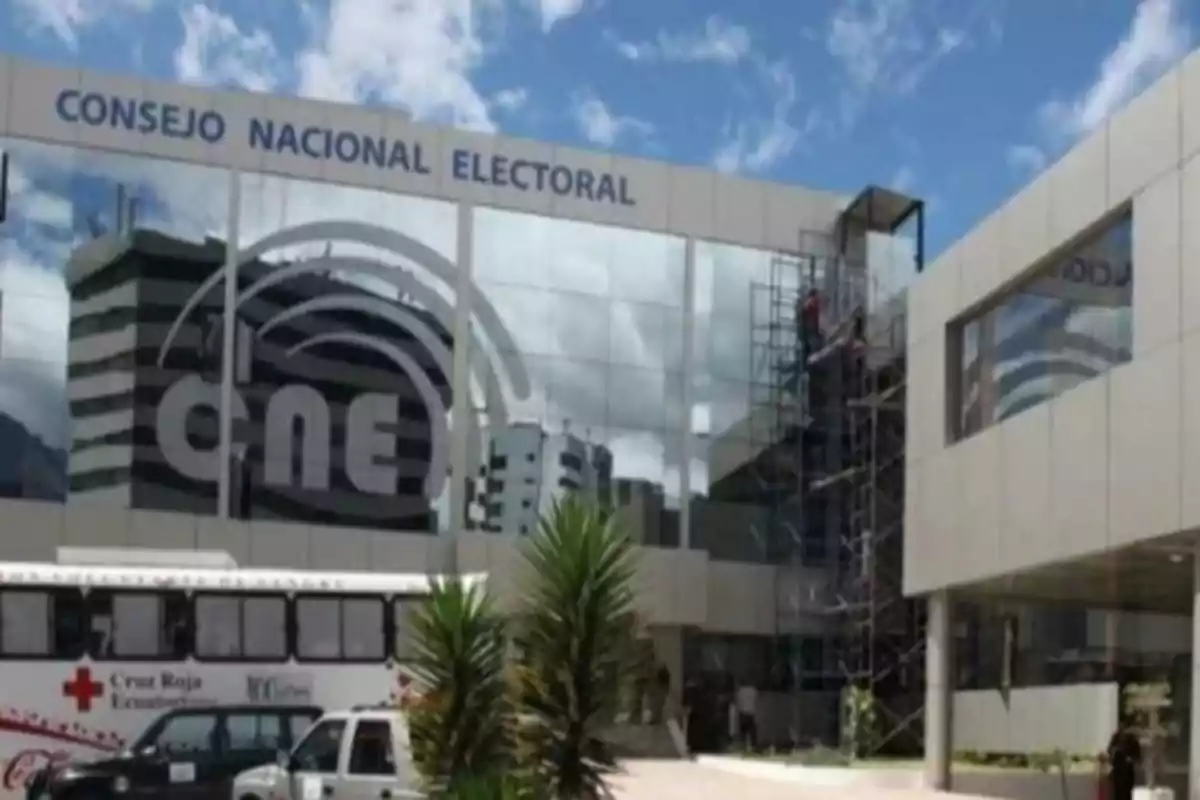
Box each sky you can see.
[2,0,1197,257]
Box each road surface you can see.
[610,760,995,800]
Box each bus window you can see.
[89,590,191,660]
[1,590,49,656]
[393,598,420,661]
[296,598,340,660]
[343,598,384,660]
[296,595,385,662]
[194,593,287,661]
[0,589,86,659]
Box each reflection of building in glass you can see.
[65,226,449,529]
[472,422,613,535]
[950,212,1133,438]
[695,193,926,749]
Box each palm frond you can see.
[512,496,639,799]
[407,579,514,793]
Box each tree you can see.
[408,579,513,795]
[511,497,640,799]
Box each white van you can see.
[232,706,422,800]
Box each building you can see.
[906,46,1200,794]
[471,422,613,534]
[66,224,451,530]
[0,55,922,748]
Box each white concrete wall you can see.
[0,496,805,634]
[0,56,847,254]
[953,684,1119,757]
[905,46,1200,593]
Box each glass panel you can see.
[229,172,457,533]
[394,598,419,661]
[243,596,287,658]
[226,712,284,752]
[111,594,162,657]
[292,720,346,773]
[342,598,384,660]
[0,138,231,511]
[469,209,687,546]
[0,591,50,655]
[296,597,341,660]
[195,595,240,657]
[155,713,218,757]
[348,720,395,776]
[690,243,783,564]
[948,213,1132,440]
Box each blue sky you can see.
[0,0,1196,259]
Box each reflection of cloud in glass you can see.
[0,138,721,532]
[958,213,1133,429]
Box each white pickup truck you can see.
[232,706,423,800]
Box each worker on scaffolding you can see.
[797,288,823,363]
[847,305,868,389]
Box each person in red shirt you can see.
[797,288,822,359]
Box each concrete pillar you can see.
[1189,543,1200,800]
[926,590,952,792]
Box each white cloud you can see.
[174,4,281,92]
[889,165,915,192]
[524,0,585,33]
[825,0,985,123]
[1038,0,1190,139]
[712,60,808,174]
[608,16,753,65]
[295,0,500,132]
[1006,144,1047,175]
[11,0,155,48]
[827,0,922,94]
[490,87,529,113]
[569,91,654,147]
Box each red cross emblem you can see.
[63,667,104,713]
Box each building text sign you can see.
[52,88,637,206]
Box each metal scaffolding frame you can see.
[747,186,927,754]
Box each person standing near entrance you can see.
[735,681,759,751]
[1105,720,1141,800]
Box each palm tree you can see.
[407,579,513,795]
[511,497,640,799]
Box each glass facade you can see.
[467,208,686,545]
[949,212,1133,440]
[0,133,820,563]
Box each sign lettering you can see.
[107,670,213,710]
[53,89,637,206]
[156,375,404,496]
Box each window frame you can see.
[290,718,348,774]
[0,586,87,662]
[142,709,220,759]
[192,591,289,664]
[86,587,192,663]
[947,210,1132,443]
[293,593,391,664]
[347,719,396,777]
[222,710,287,755]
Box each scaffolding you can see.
[748,186,926,755]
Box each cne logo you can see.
[154,220,531,503]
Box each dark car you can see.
[26,704,322,800]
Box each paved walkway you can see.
[609,760,995,800]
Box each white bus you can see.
[0,561,481,798]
